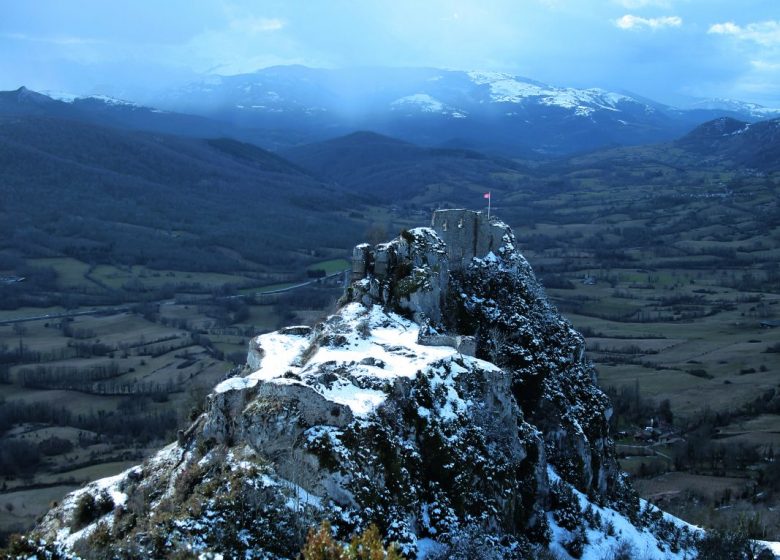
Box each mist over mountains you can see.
[5,65,780,157]
[147,66,780,155]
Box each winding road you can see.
[0,269,350,326]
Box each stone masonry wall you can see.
[351,209,511,284]
[430,209,509,270]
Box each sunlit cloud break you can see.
[615,14,682,30]
[708,20,780,46]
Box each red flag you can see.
[483,192,491,199]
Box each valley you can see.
[511,153,780,538]
[0,108,779,548]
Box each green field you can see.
[2,138,780,542]
[306,258,350,274]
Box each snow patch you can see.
[546,467,697,559]
[392,93,445,113]
[214,376,259,394]
[467,71,635,117]
[43,91,140,107]
[236,304,498,418]
[390,93,466,118]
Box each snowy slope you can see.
[467,71,638,116]
[219,304,480,418]
[687,97,780,119]
[44,91,143,108]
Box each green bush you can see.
[696,528,768,560]
[71,490,114,531]
[300,521,404,560]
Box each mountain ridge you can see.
[0,114,363,274]
[676,116,780,171]
[0,86,235,140]
[147,65,780,155]
[4,78,780,157]
[280,130,519,203]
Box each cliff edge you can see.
[20,211,698,559]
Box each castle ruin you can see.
[351,209,509,283]
[429,209,509,270]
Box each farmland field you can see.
[1,140,779,541]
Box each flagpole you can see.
[487,192,491,220]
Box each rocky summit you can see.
[21,210,697,559]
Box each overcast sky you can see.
[1,0,779,107]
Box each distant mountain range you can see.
[148,65,780,155]
[4,66,780,156]
[0,87,231,139]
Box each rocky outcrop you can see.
[348,212,620,500]
[24,211,698,560]
[348,226,449,324]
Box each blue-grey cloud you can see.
[0,0,778,107]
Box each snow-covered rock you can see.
[26,211,711,559]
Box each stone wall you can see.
[417,332,477,356]
[351,210,513,285]
[430,209,510,270]
[348,211,513,325]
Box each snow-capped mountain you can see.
[44,91,144,108]
[686,97,780,119]
[154,66,653,119]
[0,86,234,140]
[466,71,641,117]
[148,65,772,155]
[21,210,740,559]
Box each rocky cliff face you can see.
[23,211,696,559]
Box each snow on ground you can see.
[468,71,547,102]
[43,90,79,102]
[42,440,180,541]
[758,540,780,556]
[47,92,139,106]
[416,537,446,559]
[245,329,312,381]
[391,93,445,113]
[390,93,466,118]
[53,462,145,549]
[82,94,139,107]
[214,376,259,393]
[222,450,325,512]
[92,472,129,508]
[547,467,698,560]
[229,303,499,419]
[277,475,325,511]
[467,71,635,116]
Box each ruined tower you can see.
[430,209,509,270]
